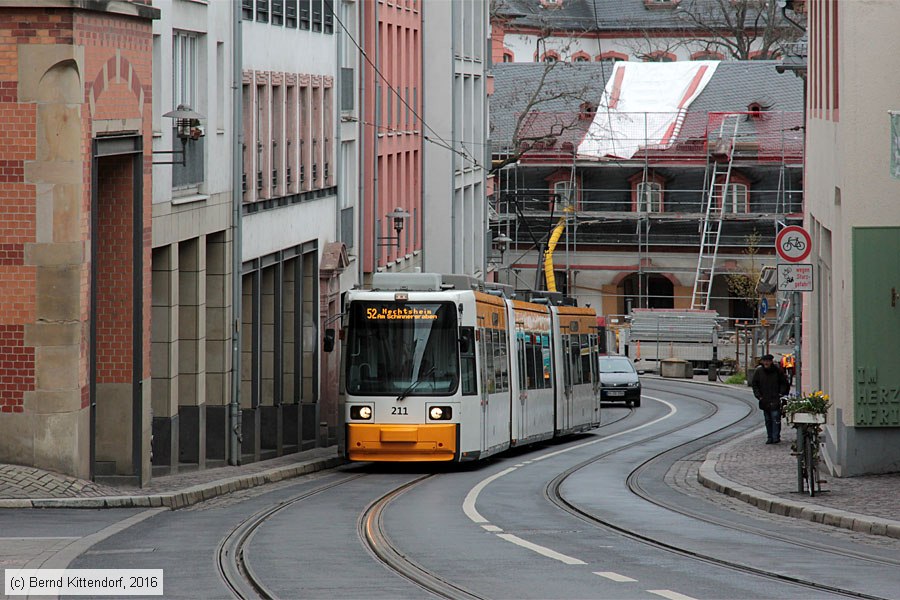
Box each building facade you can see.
[149,0,235,475]
[422,0,490,278]
[803,0,900,476]
[361,0,423,278]
[492,0,804,65]
[0,0,158,482]
[238,0,347,455]
[491,61,804,328]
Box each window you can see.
[691,50,724,60]
[719,182,748,213]
[299,0,310,29]
[553,180,572,204]
[172,31,203,189]
[173,31,197,111]
[542,52,559,63]
[242,0,254,20]
[637,181,663,212]
[502,51,514,63]
[596,51,628,62]
[571,51,591,63]
[286,0,297,27]
[256,0,269,22]
[644,51,676,62]
[312,0,322,32]
[272,0,284,25]
[323,0,334,34]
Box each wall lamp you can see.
[377,207,411,249]
[153,104,205,166]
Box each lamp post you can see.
[378,207,411,250]
[154,104,205,166]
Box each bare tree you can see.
[673,0,804,60]
[726,230,764,312]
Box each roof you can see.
[490,61,804,159]
[494,0,796,32]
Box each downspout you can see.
[357,2,365,285]
[372,0,380,272]
[230,1,243,465]
[450,0,458,273]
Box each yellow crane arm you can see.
[543,215,567,292]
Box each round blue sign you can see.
[760,297,769,316]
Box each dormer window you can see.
[540,0,563,7]
[747,102,769,119]
[630,171,665,212]
[644,0,679,8]
[715,173,751,213]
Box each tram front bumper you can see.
[346,423,457,461]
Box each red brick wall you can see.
[75,11,153,382]
[95,155,134,384]
[0,12,41,414]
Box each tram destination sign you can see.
[777,263,814,292]
[366,307,438,320]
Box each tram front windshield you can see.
[346,301,459,395]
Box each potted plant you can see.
[783,390,830,424]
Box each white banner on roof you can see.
[577,61,719,160]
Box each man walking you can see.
[751,354,790,444]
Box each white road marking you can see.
[459,395,676,571]
[462,467,517,524]
[496,533,586,565]
[593,571,637,582]
[84,548,156,555]
[531,396,676,462]
[649,590,699,600]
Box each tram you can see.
[331,273,601,462]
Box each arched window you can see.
[690,50,724,60]
[571,51,591,63]
[630,171,665,212]
[596,51,628,62]
[541,51,560,63]
[502,50,514,63]
[644,51,677,62]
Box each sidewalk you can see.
[0,447,343,509]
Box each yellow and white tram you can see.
[336,273,601,462]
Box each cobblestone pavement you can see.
[713,430,900,523]
[0,465,119,499]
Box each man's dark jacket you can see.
[751,364,790,411]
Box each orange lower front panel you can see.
[347,423,457,462]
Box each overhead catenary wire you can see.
[330,7,483,169]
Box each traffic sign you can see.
[760,297,769,316]
[776,226,811,263]
[778,263,814,292]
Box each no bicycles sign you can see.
[776,225,811,263]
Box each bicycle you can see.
[792,419,824,496]
[781,235,806,252]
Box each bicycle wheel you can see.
[804,428,817,497]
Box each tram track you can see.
[546,382,897,600]
[216,472,367,599]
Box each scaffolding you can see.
[490,110,804,322]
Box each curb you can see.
[697,435,900,540]
[0,456,345,510]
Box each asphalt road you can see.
[49,381,900,599]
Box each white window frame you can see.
[173,30,197,111]
[552,180,573,204]
[637,181,663,212]
[720,182,748,213]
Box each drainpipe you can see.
[230,1,243,465]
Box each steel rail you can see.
[358,474,488,600]
[217,473,367,599]
[546,381,896,600]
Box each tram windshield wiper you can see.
[396,366,436,402]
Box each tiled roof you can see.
[491,61,804,153]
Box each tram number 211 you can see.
[391,407,409,415]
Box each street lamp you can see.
[153,104,205,166]
[377,207,411,249]
[490,233,512,265]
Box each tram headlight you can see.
[429,406,452,420]
[351,405,373,420]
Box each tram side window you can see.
[517,332,526,390]
[496,330,509,392]
[569,334,582,385]
[484,328,496,393]
[541,334,552,388]
[525,335,538,390]
[562,335,573,388]
[459,327,477,395]
[580,334,593,384]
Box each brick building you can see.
[0,0,158,482]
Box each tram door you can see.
[561,335,573,431]
[516,328,527,442]
[478,329,489,451]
